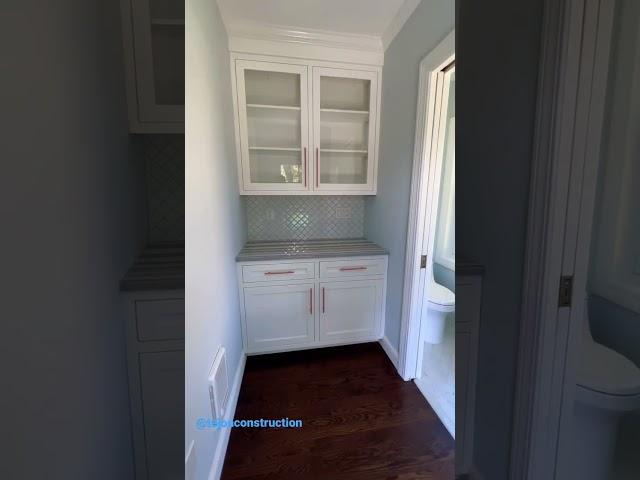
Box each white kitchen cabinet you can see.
[313,68,378,192]
[231,55,381,195]
[120,0,184,133]
[237,256,387,354]
[243,283,315,351]
[123,290,184,480]
[234,60,310,192]
[319,279,384,342]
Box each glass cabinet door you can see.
[235,61,309,191]
[312,68,378,192]
[130,0,185,123]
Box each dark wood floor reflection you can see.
[222,343,454,479]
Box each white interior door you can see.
[552,1,640,478]
[415,64,455,379]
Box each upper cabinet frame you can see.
[230,53,382,195]
[120,0,184,133]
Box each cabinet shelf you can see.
[247,104,301,111]
[320,108,369,115]
[249,146,301,152]
[321,149,368,154]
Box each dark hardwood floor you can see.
[222,343,454,479]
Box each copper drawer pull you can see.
[322,287,325,313]
[309,288,313,314]
[264,270,295,275]
[339,266,367,271]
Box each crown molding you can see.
[382,0,421,50]
[226,21,385,65]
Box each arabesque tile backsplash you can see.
[246,196,364,241]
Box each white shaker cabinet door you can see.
[243,283,315,352]
[319,279,383,342]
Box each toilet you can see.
[423,277,455,344]
[570,300,640,480]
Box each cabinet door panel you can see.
[312,68,378,192]
[319,279,383,341]
[235,61,310,192]
[139,351,184,480]
[129,0,184,124]
[244,283,315,351]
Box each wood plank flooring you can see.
[222,343,454,479]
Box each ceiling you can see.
[216,0,420,48]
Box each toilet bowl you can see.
[423,278,455,344]
[570,303,640,480]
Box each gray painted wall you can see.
[365,0,455,350]
[2,1,147,478]
[185,1,247,478]
[457,1,544,479]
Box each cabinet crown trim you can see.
[227,21,384,66]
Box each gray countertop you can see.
[236,238,388,262]
[120,243,184,291]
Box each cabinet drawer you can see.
[136,299,185,342]
[242,262,315,283]
[319,258,386,278]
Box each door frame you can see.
[398,30,454,381]
[509,0,616,478]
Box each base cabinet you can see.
[238,256,387,354]
[319,279,383,342]
[244,283,315,351]
[123,290,184,480]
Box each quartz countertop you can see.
[120,243,184,291]
[236,238,388,262]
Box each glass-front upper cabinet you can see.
[122,0,185,132]
[235,61,310,192]
[312,68,378,193]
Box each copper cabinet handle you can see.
[264,270,294,275]
[339,266,367,271]
[309,288,313,314]
[315,148,319,187]
[303,147,307,187]
[322,287,325,313]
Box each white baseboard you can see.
[208,352,246,480]
[379,335,399,371]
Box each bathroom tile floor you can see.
[222,343,454,479]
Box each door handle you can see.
[309,287,313,314]
[315,148,319,187]
[322,287,325,313]
[303,147,307,187]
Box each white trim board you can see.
[379,335,399,371]
[398,30,455,381]
[226,21,384,65]
[208,353,247,480]
[509,0,617,478]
